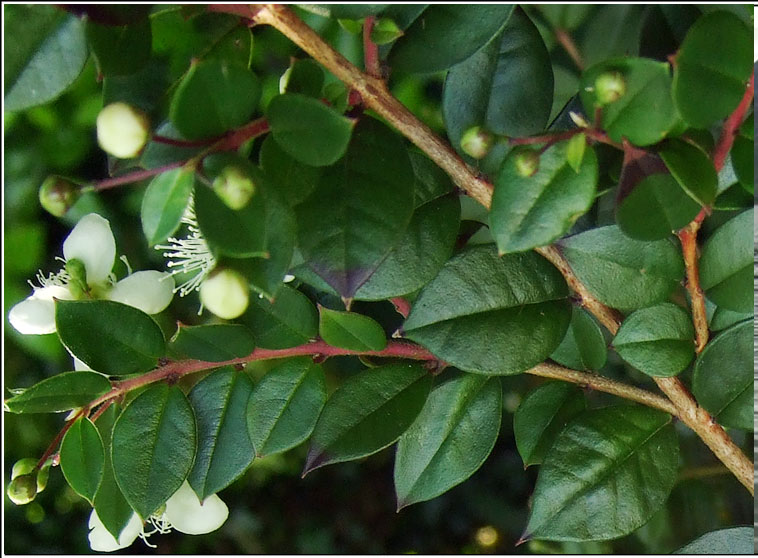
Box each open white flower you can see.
[8,213,175,335]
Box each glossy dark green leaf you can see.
[318,306,387,351]
[112,385,196,518]
[442,6,553,149]
[616,174,701,241]
[296,117,415,298]
[259,135,322,206]
[674,527,753,554]
[613,303,694,377]
[524,406,678,541]
[557,226,684,311]
[658,139,718,206]
[170,59,261,140]
[394,374,501,508]
[388,5,515,74]
[247,358,326,457]
[673,11,753,129]
[699,210,752,313]
[56,300,165,375]
[491,142,598,253]
[169,324,256,362]
[85,19,152,76]
[692,320,752,430]
[60,417,104,504]
[141,167,195,246]
[266,93,354,167]
[304,363,431,474]
[242,285,318,349]
[404,246,570,375]
[579,57,677,146]
[4,371,111,414]
[550,307,607,371]
[188,368,255,499]
[4,7,88,112]
[514,382,586,467]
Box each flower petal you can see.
[164,481,229,535]
[107,271,175,314]
[63,213,116,285]
[88,510,142,552]
[8,297,57,335]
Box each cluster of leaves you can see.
[3,3,754,554]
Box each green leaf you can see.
[557,226,684,311]
[692,320,752,430]
[490,142,598,253]
[550,307,607,371]
[613,303,694,377]
[513,382,586,468]
[170,59,261,140]
[112,384,196,518]
[394,374,501,508]
[242,284,318,349]
[318,306,387,351]
[4,371,110,414]
[266,93,354,167]
[187,368,255,499]
[295,117,415,298]
[56,300,166,375]
[579,57,677,146]
[404,246,570,375]
[658,139,718,206]
[304,363,431,474]
[673,11,753,129]
[524,406,678,541]
[259,135,322,206]
[85,19,152,76]
[60,417,104,504]
[442,6,553,149]
[247,358,327,457]
[140,167,195,246]
[699,210,752,313]
[616,174,701,241]
[4,7,88,112]
[674,527,754,554]
[388,5,515,74]
[169,324,256,362]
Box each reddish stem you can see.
[94,161,186,191]
[362,16,381,79]
[712,72,754,172]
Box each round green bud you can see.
[514,148,540,177]
[39,176,80,217]
[96,102,150,159]
[212,166,256,210]
[199,268,250,320]
[594,71,626,105]
[11,458,37,480]
[7,474,37,505]
[460,126,495,160]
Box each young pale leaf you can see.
[513,382,586,467]
[524,406,678,541]
[699,209,752,313]
[394,374,501,509]
[490,141,598,253]
[557,226,684,311]
[60,417,105,504]
[188,368,255,499]
[672,11,753,129]
[613,303,694,377]
[318,306,387,352]
[112,385,196,518]
[673,527,753,554]
[5,371,111,414]
[388,5,514,74]
[141,167,195,246]
[266,93,354,167]
[692,320,752,430]
[550,307,607,371]
[85,19,152,77]
[56,300,165,375]
[247,358,326,457]
[304,363,431,474]
[169,324,256,362]
[658,139,718,206]
[259,135,322,206]
[241,284,318,349]
[404,246,571,375]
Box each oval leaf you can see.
[318,306,387,352]
[60,417,105,504]
[550,307,607,371]
[141,167,195,246]
[169,324,256,362]
[5,371,110,414]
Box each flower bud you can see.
[7,474,37,505]
[39,176,80,217]
[199,268,249,320]
[460,126,495,160]
[594,71,626,105]
[212,166,256,210]
[514,148,540,177]
[96,102,150,158]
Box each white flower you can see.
[8,213,175,335]
[88,510,142,552]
